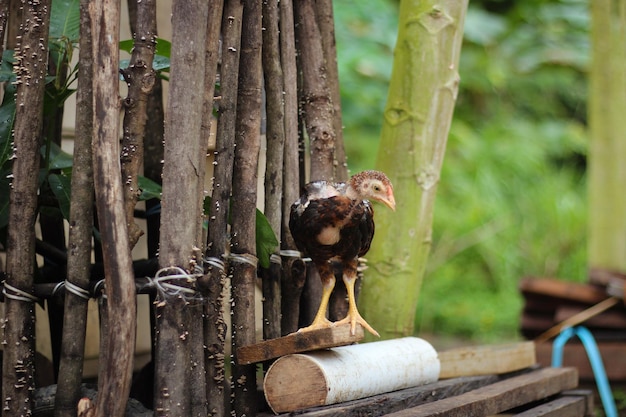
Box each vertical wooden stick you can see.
[89,0,138,416]
[2,1,51,415]
[54,2,94,416]
[155,0,209,415]
[278,0,307,335]
[261,0,285,341]
[231,0,263,415]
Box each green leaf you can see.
[0,168,10,229]
[0,90,16,169]
[44,142,74,170]
[48,173,72,220]
[49,0,80,43]
[203,196,279,268]
[0,50,15,83]
[256,209,279,269]
[138,176,162,200]
[120,37,171,57]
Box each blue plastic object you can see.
[551,326,617,417]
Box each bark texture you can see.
[155,0,209,416]
[231,0,263,415]
[89,1,137,416]
[54,1,94,416]
[2,1,51,415]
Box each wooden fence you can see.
[0,0,349,416]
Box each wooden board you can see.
[535,341,626,381]
[519,278,607,305]
[513,393,589,417]
[258,373,505,417]
[383,367,578,417]
[438,341,536,379]
[235,323,364,365]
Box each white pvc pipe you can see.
[264,337,440,413]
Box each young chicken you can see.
[289,170,396,336]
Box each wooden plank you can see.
[514,390,594,417]
[555,304,626,329]
[259,374,504,417]
[512,396,585,417]
[438,342,536,379]
[235,323,363,364]
[383,367,578,417]
[535,341,626,381]
[519,278,607,305]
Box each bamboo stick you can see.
[2,1,51,415]
[89,0,137,416]
[54,2,95,416]
[231,0,263,415]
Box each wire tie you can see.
[64,280,91,300]
[204,256,226,272]
[2,281,39,303]
[228,253,258,268]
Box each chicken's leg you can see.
[297,265,335,333]
[334,260,380,337]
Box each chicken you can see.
[289,170,396,336]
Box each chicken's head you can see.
[348,170,396,211]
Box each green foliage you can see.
[334,0,589,341]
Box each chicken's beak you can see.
[383,192,396,211]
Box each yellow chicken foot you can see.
[297,275,335,333]
[334,275,380,337]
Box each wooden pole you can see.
[230,0,263,415]
[119,0,157,248]
[360,0,468,339]
[278,0,306,336]
[54,2,94,416]
[261,0,285,341]
[199,1,226,416]
[155,0,209,415]
[2,1,51,415]
[89,0,137,416]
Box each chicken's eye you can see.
[373,185,381,191]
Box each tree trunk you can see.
[54,2,94,416]
[359,0,468,340]
[588,0,626,278]
[2,1,51,415]
[89,1,138,416]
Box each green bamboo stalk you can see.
[359,0,468,340]
[588,0,626,274]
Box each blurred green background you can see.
[334,0,589,342]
